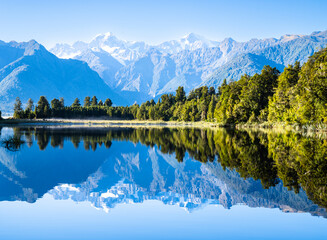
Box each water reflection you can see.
[0,126,326,217]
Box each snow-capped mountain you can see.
[157,33,219,54]
[51,32,151,65]
[0,40,126,113]
[49,31,327,104]
[1,31,323,111]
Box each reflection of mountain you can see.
[0,130,109,202]
[0,126,326,218]
[50,141,326,217]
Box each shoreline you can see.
[0,119,326,136]
[0,119,221,129]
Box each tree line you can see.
[11,47,327,124]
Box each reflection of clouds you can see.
[22,188,38,203]
[47,148,232,213]
[50,180,213,214]
[0,127,14,138]
[0,148,26,179]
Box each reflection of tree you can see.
[0,136,25,152]
[215,130,279,189]
[268,132,327,208]
[1,127,25,151]
[9,126,327,209]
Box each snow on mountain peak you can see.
[280,34,304,43]
[157,33,218,54]
[182,33,204,42]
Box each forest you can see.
[10,46,327,126]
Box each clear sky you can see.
[0,0,326,49]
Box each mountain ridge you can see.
[0,40,126,113]
[1,31,326,113]
[49,30,327,104]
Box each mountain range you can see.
[0,31,326,113]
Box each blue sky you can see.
[0,0,326,48]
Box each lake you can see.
[0,126,326,240]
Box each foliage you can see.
[35,96,51,118]
[13,97,24,119]
[72,98,81,108]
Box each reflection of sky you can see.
[0,194,326,240]
[1,126,327,239]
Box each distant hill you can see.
[0,40,126,114]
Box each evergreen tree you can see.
[234,66,280,123]
[35,96,50,118]
[51,98,61,110]
[207,95,217,121]
[98,100,103,106]
[91,96,98,106]
[59,97,65,108]
[84,96,91,107]
[26,98,34,111]
[268,62,300,122]
[209,86,216,95]
[13,97,24,119]
[290,48,327,124]
[24,98,35,119]
[72,98,81,108]
[175,86,186,103]
[104,98,112,107]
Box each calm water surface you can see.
[0,126,326,240]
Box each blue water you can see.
[0,126,326,240]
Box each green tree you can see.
[268,62,300,123]
[51,98,61,110]
[59,97,65,108]
[104,98,112,107]
[214,76,248,124]
[209,86,216,95]
[13,97,24,119]
[84,96,91,107]
[175,86,186,103]
[26,98,34,111]
[35,96,50,118]
[91,96,98,106]
[98,100,103,106]
[72,98,81,108]
[290,48,327,124]
[207,95,217,121]
[24,98,35,119]
[234,66,280,123]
